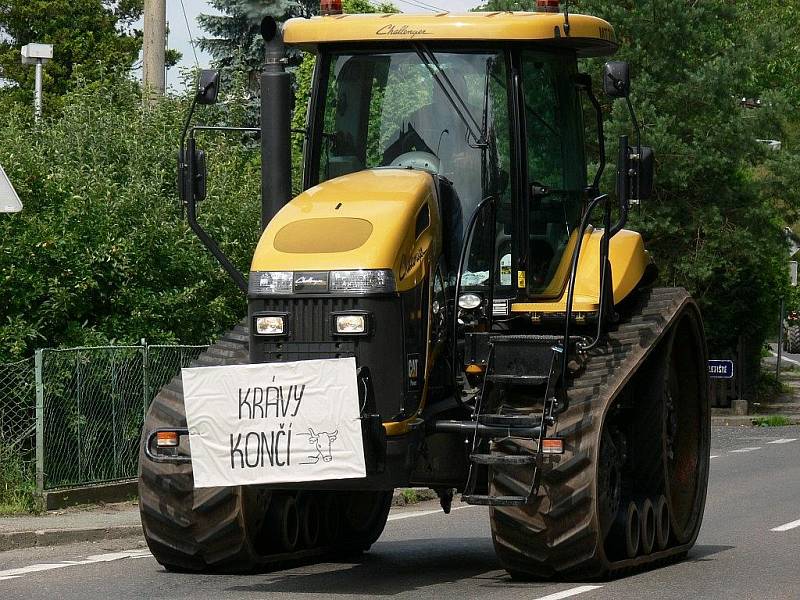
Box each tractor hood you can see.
[250,169,439,292]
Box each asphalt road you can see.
[2,426,799,600]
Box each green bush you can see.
[0,444,37,514]
[0,76,261,361]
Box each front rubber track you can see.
[138,321,392,572]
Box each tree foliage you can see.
[0,1,144,111]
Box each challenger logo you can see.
[293,271,329,293]
[376,24,431,38]
[399,246,426,281]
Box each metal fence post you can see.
[111,351,119,479]
[142,339,149,419]
[34,349,44,495]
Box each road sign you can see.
[708,359,734,379]
[0,163,22,213]
[791,261,798,287]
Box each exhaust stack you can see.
[260,17,292,231]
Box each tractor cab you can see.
[290,12,617,315]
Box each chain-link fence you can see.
[0,357,36,511]
[0,343,207,509]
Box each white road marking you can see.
[710,455,720,459]
[729,447,761,453]
[0,549,151,582]
[771,518,800,532]
[532,585,603,600]
[769,350,800,366]
[387,504,475,522]
[767,438,798,444]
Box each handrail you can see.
[452,195,496,386]
[558,193,609,412]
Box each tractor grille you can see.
[248,295,406,419]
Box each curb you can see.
[711,414,800,427]
[0,524,143,552]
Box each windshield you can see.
[315,49,510,281]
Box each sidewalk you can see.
[0,501,141,552]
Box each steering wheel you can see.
[390,151,440,174]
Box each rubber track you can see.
[138,321,265,572]
[786,325,800,354]
[489,287,709,579]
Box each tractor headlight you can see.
[254,315,285,335]
[458,293,482,310]
[334,314,367,334]
[330,270,395,294]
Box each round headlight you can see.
[458,293,482,310]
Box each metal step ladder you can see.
[461,335,564,507]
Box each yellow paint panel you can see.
[274,217,373,253]
[251,169,439,292]
[512,228,650,313]
[283,12,617,57]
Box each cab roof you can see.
[283,12,617,57]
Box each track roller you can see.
[638,498,656,555]
[654,495,670,550]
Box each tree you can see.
[0,1,144,110]
[198,0,317,79]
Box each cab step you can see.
[478,414,542,428]
[470,453,537,466]
[486,374,548,386]
[462,494,529,507]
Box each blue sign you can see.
[708,359,734,379]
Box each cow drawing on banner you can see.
[300,428,339,464]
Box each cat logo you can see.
[407,355,420,388]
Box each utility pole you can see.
[143,0,166,100]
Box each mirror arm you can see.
[183,135,248,293]
[584,82,606,192]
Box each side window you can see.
[520,51,586,297]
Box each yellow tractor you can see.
[139,1,709,579]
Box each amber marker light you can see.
[541,438,564,454]
[156,431,179,448]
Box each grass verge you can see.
[752,415,793,427]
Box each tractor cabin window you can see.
[316,49,510,288]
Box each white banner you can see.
[182,357,366,488]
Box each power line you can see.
[393,0,448,13]
[179,0,199,68]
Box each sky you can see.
[160,0,483,89]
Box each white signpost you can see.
[0,163,22,213]
[182,357,366,488]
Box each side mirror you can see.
[178,147,207,205]
[603,61,630,99]
[633,146,654,200]
[196,70,220,105]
